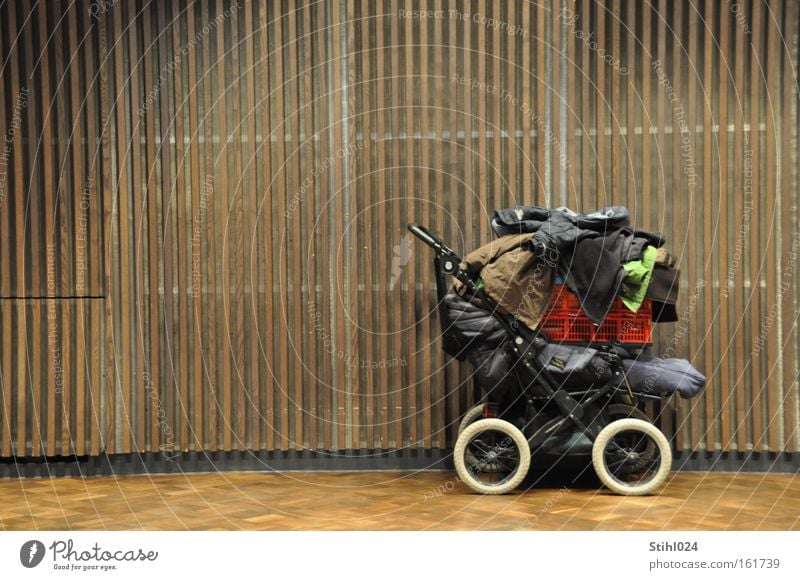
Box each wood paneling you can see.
[0,1,104,298]
[0,0,798,461]
[0,300,103,457]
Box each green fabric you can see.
[620,245,658,312]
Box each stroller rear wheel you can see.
[592,418,672,496]
[458,404,486,435]
[605,403,649,422]
[454,418,530,495]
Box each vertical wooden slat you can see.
[491,0,502,213]
[54,0,71,455]
[596,1,607,201]
[702,0,716,451]
[520,2,532,207]
[214,0,233,451]
[85,7,103,298]
[610,0,621,204]
[58,300,71,455]
[0,3,8,301]
[15,300,27,456]
[717,0,732,450]
[201,0,218,452]
[625,0,636,216]
[762,0,778,451]
[259,1,274,451]
[318,1,334,451]
[345,0,361,450]
[50,1,68,456]
[227,0,245,450]
[505,1,517,206]
[108,6,125,451]
[358,0,374,450]
[641,0,652,230]
[1,301,11,456]
[27,3,46,457]
[127,4,145,453]
[444,0,460,445]
[462,1,473,251]
[748,0,763,450]
[374,4,388,449]
[655,0,673,441]
[166,4,193,453]
[186,0,204,452]
[535,2,546,203]
[10,11,22,455]
[388,0,401,448]
[732,0,747,450]
[670,0,686,450]
[10,1,26,302]
[285,0,304,450]
[31,300,43,456]
[334,0,347,450]
[29,3,47,299]
[781,0,798,453]
[566,1,577,204]
[424,0,442,448]
[300,1,315,450]
[243,0,259,450]
[476,0,487,235]
[580,0,592,211]
[686,0,700,451]
[403,0,416,448]
[149,0,163,453]
[67,3,84,456]
[551,0,561,204]
[98,3,114,454]
[271,2,291,451]
[53,3,74,302]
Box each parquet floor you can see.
[0,470,797,530]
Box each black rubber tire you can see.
[454,418,531,495]
[592,418,672,496]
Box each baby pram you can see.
[408,208,704,496]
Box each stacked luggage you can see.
[408,205,706,496]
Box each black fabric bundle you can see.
[442,292,706,401]
[443,292,520,403]
[492,205,677,324]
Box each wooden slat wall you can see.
[0,0,798,460]
[0,1,106,459]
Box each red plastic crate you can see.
[539,285,652,344]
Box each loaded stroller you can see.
[408,205,705,495]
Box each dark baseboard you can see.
[1,449,796,478]
[0,448,453,478]
[672,450,799,473]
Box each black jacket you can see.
[492,205,666,324]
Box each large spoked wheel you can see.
[458,404,487,435]
[592,418,672,496]
[454,418,531,495]
[605,403,649,423]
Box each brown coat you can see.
[456,234,555,330]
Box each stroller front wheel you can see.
[454,418,531,495]
[592,418,672,496]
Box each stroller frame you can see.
[408,224,673,496]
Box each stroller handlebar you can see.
[407,224,460,261]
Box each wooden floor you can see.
[1,470,798,531]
